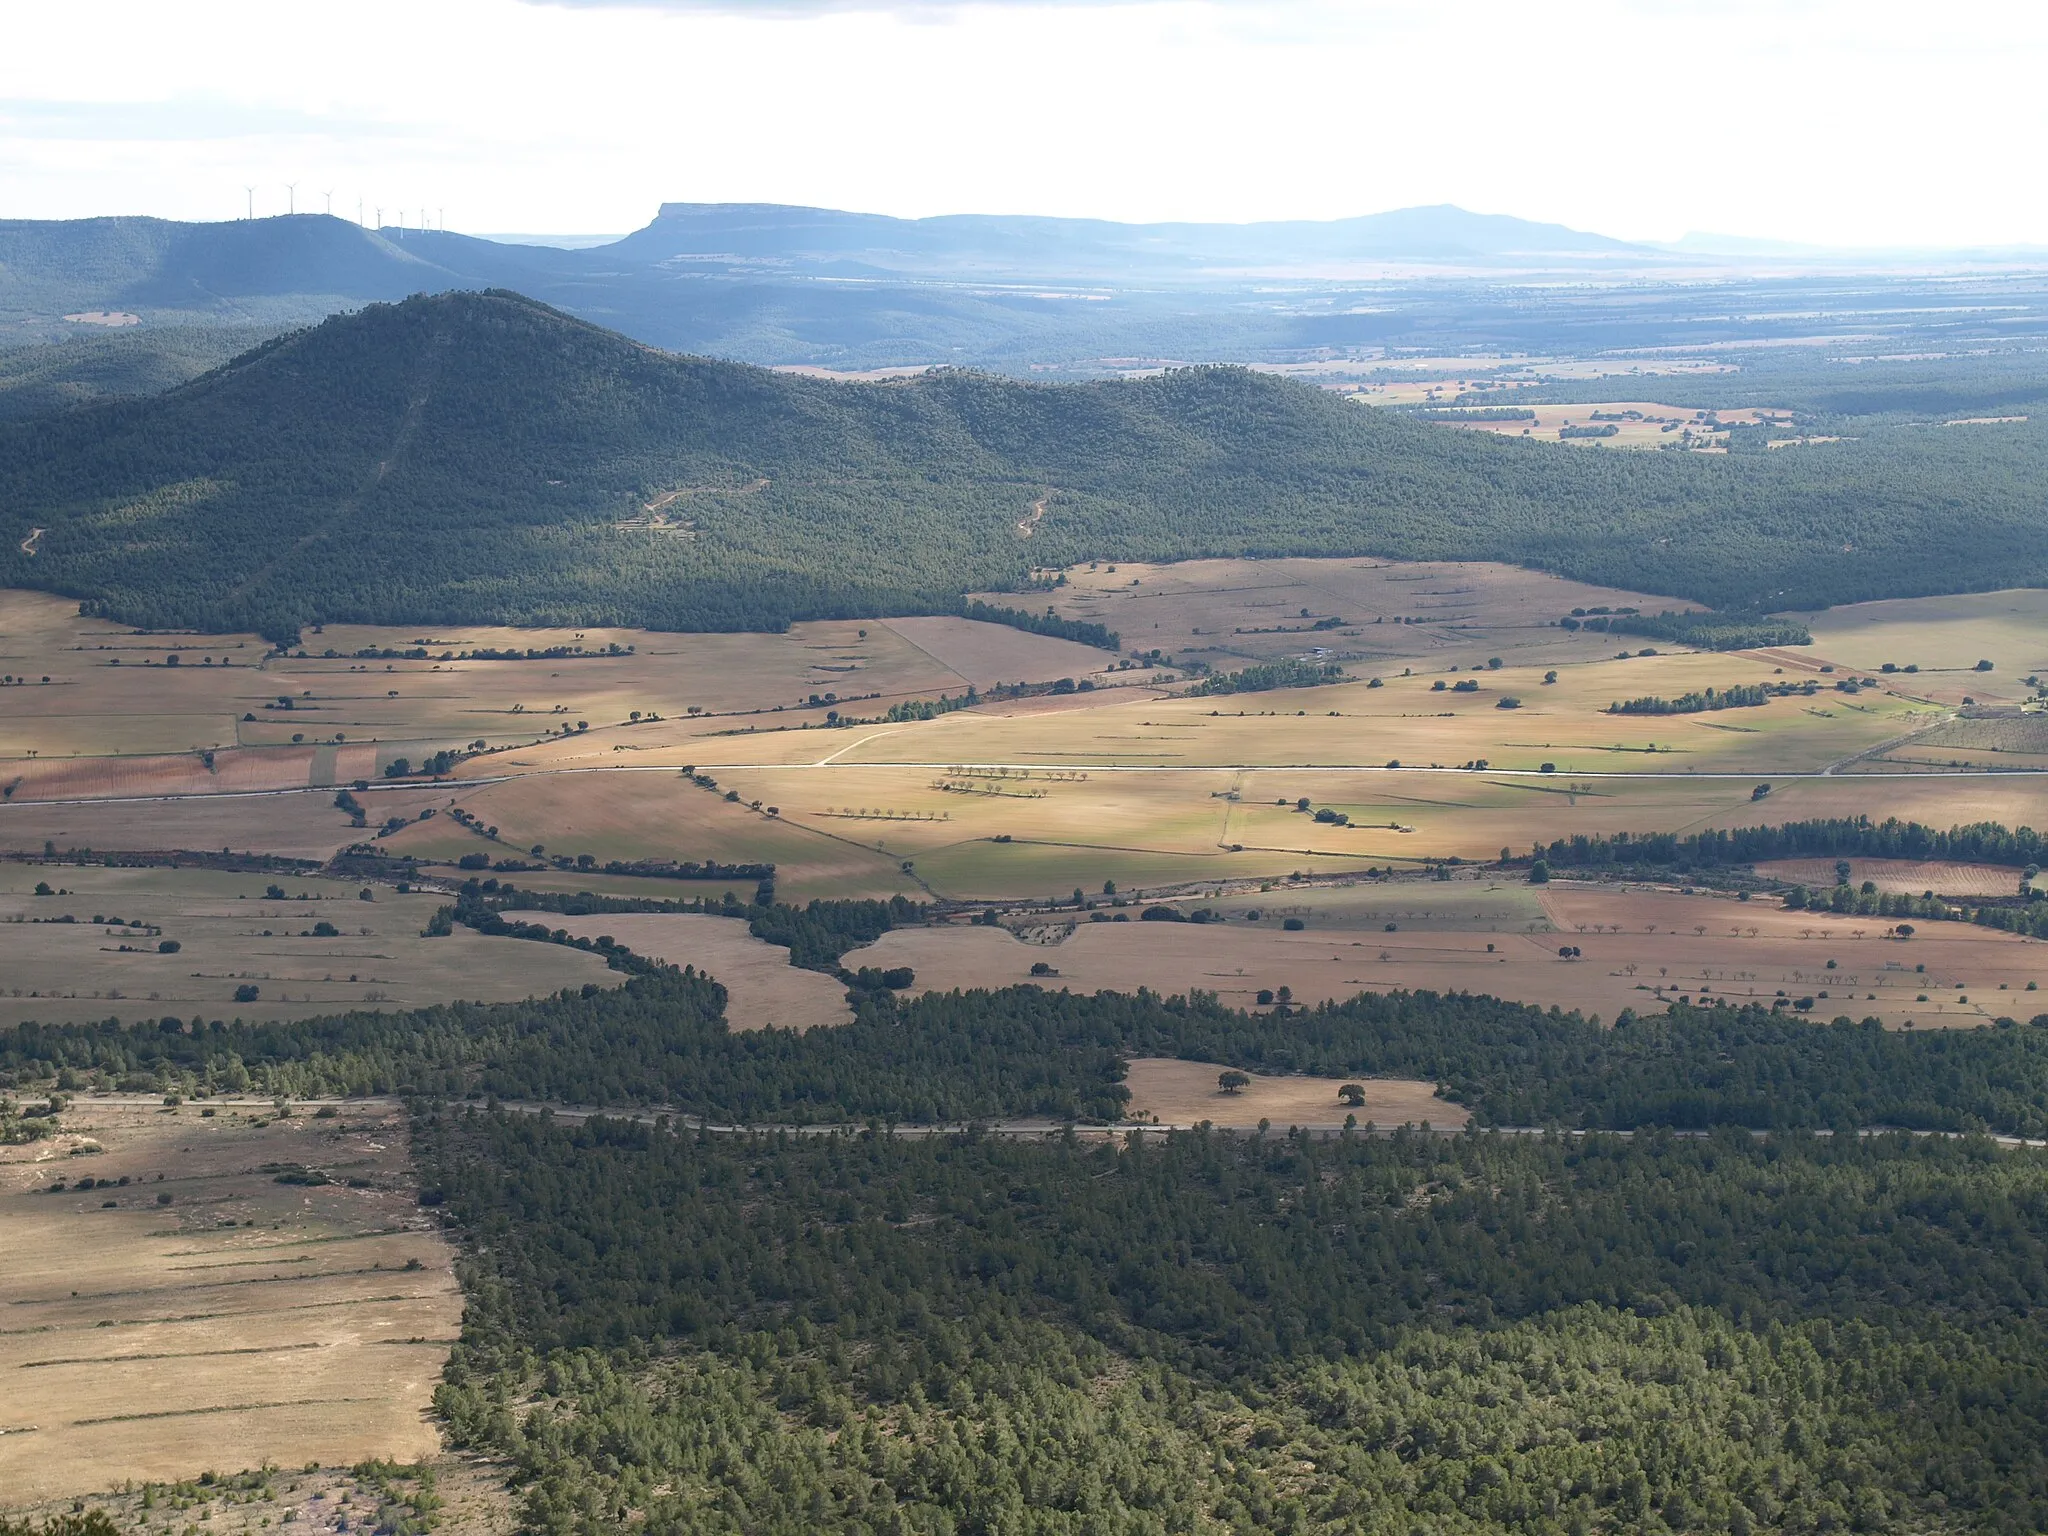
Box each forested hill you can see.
[2,289,2045,637]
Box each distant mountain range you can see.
[5,203,2048,390]
[0,201,1643,318]
[0,203,1659,369]
[598,201,1647,275]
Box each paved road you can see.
[64,1094,2048,1151]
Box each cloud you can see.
[523,0,1261,13]
[0,97,416,144]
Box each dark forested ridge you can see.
[4,290,2048,637]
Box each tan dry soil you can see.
[1121,1057,1461,1130]
[552,913,853,1030]
[0,1099,460,1503]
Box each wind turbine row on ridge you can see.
[234,188,450,234]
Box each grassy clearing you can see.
[0,864,615,1026]
[1119,1057,1459,1130]
[0,1098,459,1503]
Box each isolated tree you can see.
[1338,1083,1367,1107]
[1218,1070,1250,1095]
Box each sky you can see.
[1,0,2044,248]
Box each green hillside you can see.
[0,325,282,423]
[2,289,2044,638]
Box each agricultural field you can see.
[1387,399,1791,450]
[0,863,616,1026]
[1119,1057,1460,1130]
[1271,355,1731,408]
[1880,712,2048,771]
[1795,589,2048,705]
[549,913,852,1031]
[0,789,407,862]
[5,565,2048,1031]
[851,882,2048,1028]
[1755,858,2029,899]
[997,554,1689,671]
[0,1097,459,1503]
[0,588,1113,791]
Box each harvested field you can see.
[1120,1057,1460,1130]
[854,916,1599,1016]
[1539,885,2048,1028]
[1396,400,1788,450]
[0,789,403,861]
[0,588,1111,767]
[1909,715,2048,755]
[877,616,1114,689]
[8,574,2046,917]
[0,1098,459,1503]
[1867,711,2048,772]
[386,770,922,902]
[998,556,1686,673]
[1697,773,2048,838]
[1796,589,2048,706]
[551,913,852,1031]
[0,863,616,1025]
[850,881,2048,1028]
[1754,859,2025,899]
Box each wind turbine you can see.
[245,185,256,220]
[323,190,334,215]
[285,183,297,215]
[375,206,383,232]
[438,207,445,234]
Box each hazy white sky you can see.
[1,0,2043,246]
